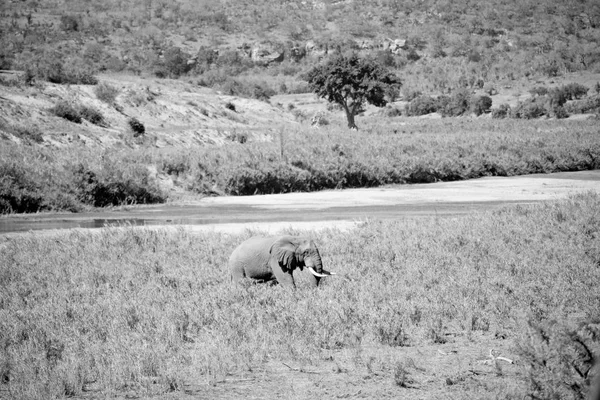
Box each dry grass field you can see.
[1,192,599,399]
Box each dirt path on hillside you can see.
[1,171,599,235]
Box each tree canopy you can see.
[305,54,401,129]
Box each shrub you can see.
[548,87,568,107]
[511,99,547,119]
[74,163,165,207]
[382,107,403,117]
[128,117,145,136]
[442,89,472,116]
[564,95,600,115]
[154,46,193,78]
[0,163,46,213]
[224,102,236,112]
[0,149,81,213]
[0,121,44,143]
[562,82,589,100]
[49,101,82,123]
[94,82,120,104]
[471,95,493,115]
[553,106,569,119]
[529,86,549,97]
[60,15,80,32]
[406,95,438,116]
[407,49,421,61]
[79,106,106,126]
[492,104,510,119]
[219,79,276,101]
[25,54,98,85]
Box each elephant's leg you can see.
[305,273,321,288]
[230,265,246,284]
[269,258,296,288]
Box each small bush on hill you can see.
[79,106,106,126]
[154,46,193,78]
[562,82,589,100]
[94,82,120,104]
[511,99,547,119]
[443,89,472,116]
[382,107,403,117]
[492,104,511,119]
[471,95,493,115]
[548,87,568,108]
[406,95,438,116]
[529,86,549,96]
[128,118,145,136]
[0,121,44,143]
[554,106,569,119]
[24,53,98,85]
[49,101,82,123]
[565,95,600,115]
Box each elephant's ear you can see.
[270,238,298,272]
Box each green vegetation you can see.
[1,192,598,398]
[1,119,598,213]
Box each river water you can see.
[1,171,599,235]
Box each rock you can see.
[382,38,408,54]
[251,47,284,65]
[305,40,327,58]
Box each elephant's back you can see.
[229,236,276,270]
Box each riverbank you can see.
[2,170,599,235]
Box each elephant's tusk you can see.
[308,267,335,277]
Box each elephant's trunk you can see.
[306,242,335,278]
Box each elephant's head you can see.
[271,236,334,282]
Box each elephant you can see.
[229,235,335,288]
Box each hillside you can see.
[0,72,297,148]
[1,0,599,97]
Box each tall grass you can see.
[1,193,599,398]
[181,118,600,194]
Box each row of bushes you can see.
[176,119,600,196]
[3,119,598,213]
[400,85,599,119]
[0,147,165,213]
[529,82,590,100]
[47,100,146,135]
[405,91,492,116]
[49,101,106,126]
[493,94,600,119]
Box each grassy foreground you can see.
[2,118,600,213]
[1,193,599,399]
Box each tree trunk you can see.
[345,109,358,130]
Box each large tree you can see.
[305,53,401,129]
